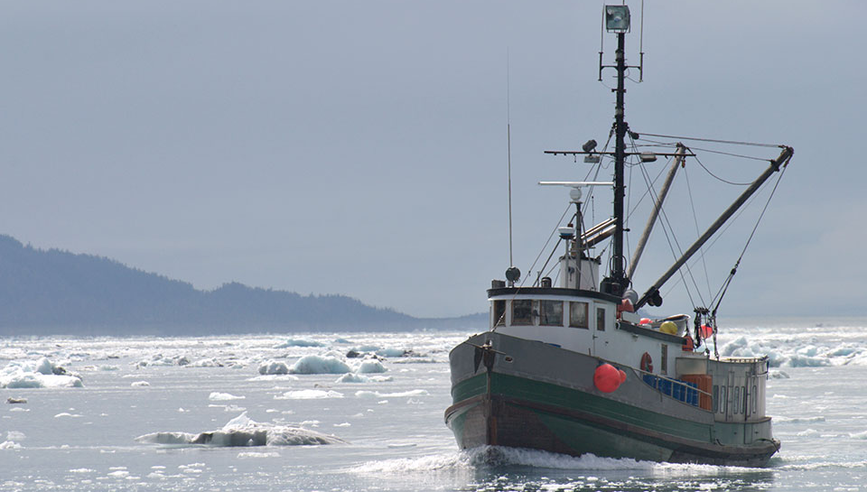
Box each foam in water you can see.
[135,411,347,447]
[352,446,767,478]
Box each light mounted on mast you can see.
[605,5,631,32]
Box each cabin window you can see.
[493,300,506,327]
[539,300,563,326]
[596,307,606,331]
[569,302,589,328]
[712,385,719,413]
[718,386,727,414]
[660,344,668,375]
[512,300,533,325]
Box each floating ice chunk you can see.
[55,412,82,418]
[273,339,325,348]
[135,412,347,447]
[0,358,83,389]
[131,381,150,388]
[186,358,225,368]
[775,416,825,425]
[336,373,369,383]
[34,358,54,375]
[376,348,407,358]
[355,389,429,398]
[276,389,344,400]
[289,355,350,375]
[209,392,245,401]
[238,451,279,458]
[849,430,867,439]
[354,359,387,374]
[335,373,393,383]
[6,431,25,440]
[0,440,22,450]
[258,361,291,375]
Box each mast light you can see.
[605,5,631,33]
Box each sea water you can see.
[1,319,866,491]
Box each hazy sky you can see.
[0,1,862,318]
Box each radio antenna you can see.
[507,49,514,269]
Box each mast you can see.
[602,31,629,297]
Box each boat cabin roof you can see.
[487,287,620,303]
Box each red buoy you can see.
[639,318,651,325]
[594,363,622,393]
[699,324,713,339]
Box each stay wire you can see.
[682,164,714,301]
[635,132,782,148]
[710,161,789,315]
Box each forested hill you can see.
[0,235,482,335]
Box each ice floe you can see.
[0,440,22,450]
[335,373,393,383]
[273,338,325,349]
[355,389,429,398]
[135,412,347,446]
[0,358,83,389]
[289,355,351,374]
[354,359,387,374]
[258,360,291,375]
[275,389,344,400]
[209,392,245,401]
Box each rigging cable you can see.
[710,160,790,316]
[635,132,782,148]
[682,161,714,300]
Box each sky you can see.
[0,1,863,319]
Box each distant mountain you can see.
[0,235,485,335]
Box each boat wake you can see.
[352,446,769,477]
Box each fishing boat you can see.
[445,4,791,466]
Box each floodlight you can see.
[605,5,630,33]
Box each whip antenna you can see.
[507,50,514,270]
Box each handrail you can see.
[631,366,712,399]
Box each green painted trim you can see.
[452,372,711,443]
[493,373,711,442]
[452,373,486,403]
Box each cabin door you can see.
[592,306,607,355]
[725,370,735,422]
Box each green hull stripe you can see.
[454,372,711,443]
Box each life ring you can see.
[640,352,653,373]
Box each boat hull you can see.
[445,332,779,466]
